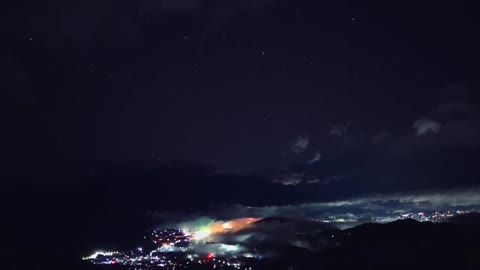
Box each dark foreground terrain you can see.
[3,215,480,270]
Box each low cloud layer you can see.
[193,189,480,221]
[147,188,480,255]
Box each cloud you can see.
[329,124,348,137]
[308,151,322,165]
[306,178,321,184]
[272,173,304,186]
[205,188,480,221]
[380,84,480,157]
[413,118,442,135]
[290,136,309,154]
[436,101,475,121]
[162,216,336,253]
[370,132,392,144]
[319,173,353,185]
[271,171,340,186]
[317,189,480,208]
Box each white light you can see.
[82,251,119,260]
[193,229,210,240]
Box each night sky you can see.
[4,0,480,240]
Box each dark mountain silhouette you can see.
[307,219,480,270]
[450,212,480,225]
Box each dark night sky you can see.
[4,1,480,260]
[3,1,480,203]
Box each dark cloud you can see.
[317,173,355,185]
[370,132,392,145]
[21,153,480,224]
[389,84,480,155]
[9,156,480,259]
[306,178,321,184]
[432,84,480,145]
[436,101,476,121]
[329,124,348,137]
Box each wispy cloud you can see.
[330,124,348,137]
[290,136,309,154]
[370,132,392,144]
[207,189,480,220]
[272,173,304,186]
[308,151,322,165]
[413,118,442,136]
[306,179,320,184]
